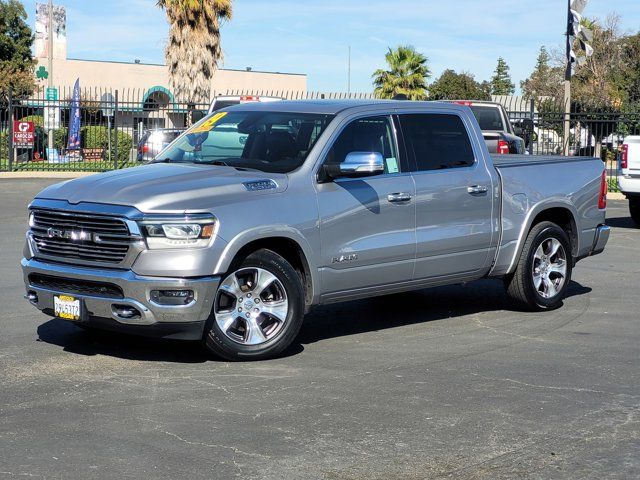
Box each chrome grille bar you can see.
[30,209,134,264]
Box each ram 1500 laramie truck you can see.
[22,101,610,360]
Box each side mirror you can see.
[324,151,385,180]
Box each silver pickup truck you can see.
[22,101,610,360]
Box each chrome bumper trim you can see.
[591,224,610,256]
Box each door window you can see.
[399,114,475,171]
[325,116,401,174]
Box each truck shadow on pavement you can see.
[36,279,592,363]
[295,279,591,346]
[606,216,638,229]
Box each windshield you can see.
[470,106,504,131]
[156,111,334,173]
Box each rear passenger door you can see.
[398,112,496,280]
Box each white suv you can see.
[618,136,640,225]
[208,95,282,115]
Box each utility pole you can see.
[563,0,572,156]
[347,46,351,95]
[47,0,54,153]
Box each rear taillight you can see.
[497,140,510,155]
[621,144,628,169]
[142,145,149,153]
[598,170,607,210]
[454,101,473,106]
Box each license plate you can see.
[54,294,81,321]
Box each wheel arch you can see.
[215,228,317,307]
[504,200,579,275]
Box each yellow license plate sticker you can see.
[54,294,81,321]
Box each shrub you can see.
[80,126,132,163]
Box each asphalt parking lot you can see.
[0,179,638,480]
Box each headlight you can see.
[138,215,217,249]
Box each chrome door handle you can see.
[467,185,488,195]
[387,192,412,203]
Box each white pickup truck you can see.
[618,136,640,225]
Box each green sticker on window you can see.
[386,157,399,174]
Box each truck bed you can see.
[491,154,597,168]
[489,154,605,276]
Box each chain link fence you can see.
[2,89,640,190]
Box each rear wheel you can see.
[505,221,572,311]
[203,249,305,361]
[630,197,640,226]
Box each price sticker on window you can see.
[190,112,228,134]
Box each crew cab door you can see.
[315,115,416,297]
[397,112,496,280]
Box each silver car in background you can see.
[136,128,185,162]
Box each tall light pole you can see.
[563,0,572,156]
[47,0,54,152]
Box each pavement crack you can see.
[471,373,638,397]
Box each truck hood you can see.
[36,163,288,212]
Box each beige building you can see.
[35,57,307,99]
[32,57,307,138]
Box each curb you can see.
[0,172,95,179]
[608,192,626,201]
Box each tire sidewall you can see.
[523,224,573,309]
[204,249,305,361]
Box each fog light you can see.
[150,290,194,306]
[112,305,141,319]
[25,291,38,303]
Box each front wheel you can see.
[630,197,640,226]
[505,221,573,311]
[203,249,305,361]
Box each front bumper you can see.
[22,258,219,340]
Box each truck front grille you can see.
[30,209,134,264]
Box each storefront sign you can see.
[13,121,35,147]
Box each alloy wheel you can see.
[532,237,567,299]
[214,267,289,345]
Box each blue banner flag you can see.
[67,78,81,150]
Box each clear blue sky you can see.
[25,0,640,93]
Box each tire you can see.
[505,221,573,311]
[630,198,640,226]
[203,249,305,361]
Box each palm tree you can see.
[372,46,430,100]
[157,0,233,103]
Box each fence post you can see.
[113,90,118,169]
[529,97,534,155]
[7,87,13,172]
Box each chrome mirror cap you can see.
[339,152,385,176]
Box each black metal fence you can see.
[2,89,640,189]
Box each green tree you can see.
[521,47,563,99]
[372,45,430,100]
[490,57,515,95]
[157,0,233,102]
[616,33,640,104]
[0,0,36,97]
[428,69,490,101]
[571,15,625,107]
